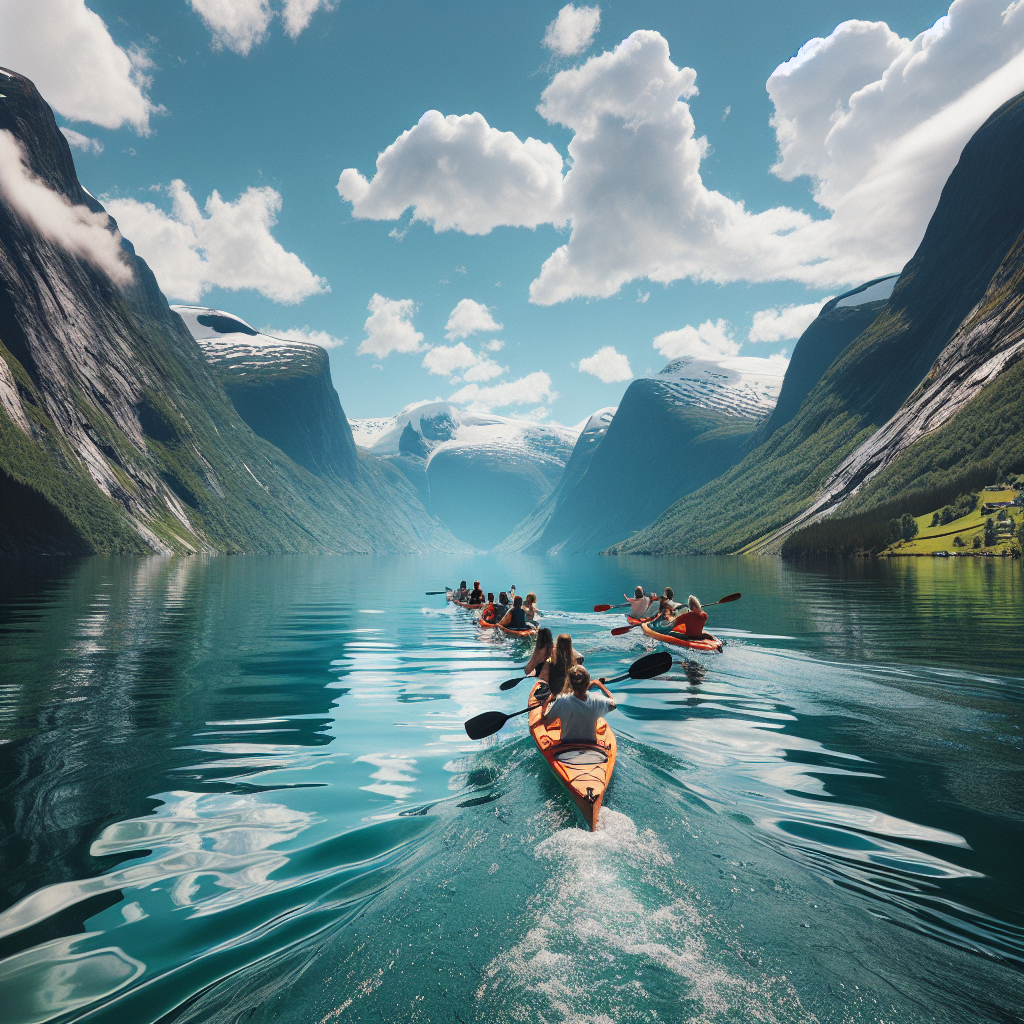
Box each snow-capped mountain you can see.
[349,401,581,550]
[650,357,784,419]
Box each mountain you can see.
[498,357,784,554]
[0,67,460,555]
[172,306,358,481]
[349,402,579,550]
[613,91,1024,557]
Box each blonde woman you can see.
[523,591,541,622]
[524,628,554,680]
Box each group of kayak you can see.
[446,580,734,831]
[446,581,540,639]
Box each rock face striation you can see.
[615,91,1024,556]
[0,68,459,555]
[350,402,578,550]
[499,358,784,554]
[172,306,359,481]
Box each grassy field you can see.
[884,487,1020,555]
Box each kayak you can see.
[528,681,616,831]
[640,620,723,652]
[477,616,498,629]
[497,623,537,639]
[446,590,483,610]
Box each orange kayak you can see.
[528,682,616,831]
[640,620,723,652]
[497,624,537,639]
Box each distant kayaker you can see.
[541,666,616,744]
[523,592,541,622]
[455,580,469,601]
[494,591,510,621]
[625,586,655,618]
[499,595,530,631]
[652,587,678,622]
[664,595,709,637]
[524,628,553,678]
[480,593,498,624]
[469,581,484,605]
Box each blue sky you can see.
[3,0,1021,423]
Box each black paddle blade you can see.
[629,651,673,679]
[594,604,612,612]
[499,675,524,691]
[464,710,509,740]
[425,590,449,595]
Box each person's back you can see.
[469,581,484,604]
[480,593,497,623]
[501,595,528,630]
[542,666,616,744]
[494,591,510,620]
[625,585,651,618]
[667,595,708,636]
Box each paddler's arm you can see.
[540,696,559,724]
[590,677,617,710]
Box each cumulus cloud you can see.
[484,339,505,352]
[106,180,328,303]
[448,371,557,413]
[0,0,163,133]
[358,294,424,358]
[338,2,1024,302]
[422,342,506,382]
[59,127,103,155]
[266,325,345,348]
[0,130,132,286]
[543,4,601,56]
[337,110,565,234]
[654,319,738,362]
[188,0,332,54]
[748,297,834,342]
[579,345,632,383]
[444,298,503,340]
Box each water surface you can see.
[0,554,1021,1023]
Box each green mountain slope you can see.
[611,91,1024,556]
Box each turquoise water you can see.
[0,554,1021,1023]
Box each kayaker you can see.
[545,633,584,697]
[652,588,678,622]
[524,628,553,678]
[523,592,541,621]
[469,581,484,605]
[541,666,616,744]
[455,580,469,601]
[624,586,655,618]
[499,595,530,631]
[664,595,709,637]
[480,593,498,624]
[494,591,510,621]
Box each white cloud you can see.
[448,371,557,413]
[337,110,565,235]
[189,0,331,52]
[718,352,791,377]
[543,4,601,57]
[358,294,424,358]
[579,345,632,383]
[0,130,132,286]
[266,325,345,348]
[106,180,328,303]
[335,2,1024,304]
[0,0,163,133]
[59,127,103,155]
[444,298,503,340]
[653,319,738,361]
[422,341,506,382]
[748,297,834,342]
[189,0,273,55]
[484,339,504,352]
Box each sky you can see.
[1,0,1022,425]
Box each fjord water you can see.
[0,556,1020,1024]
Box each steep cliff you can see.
[500,357,782,554]
[0,68,459,555]
[614,91,1024,556]
[172,306,359,481]
[349,402,578,550]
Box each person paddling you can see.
[625,585,655,618]
[541,665,617,744]
[499,595,531,631]
[454,580,469,602]
[663,595,709,637]
[523,592,541,622]
[469,581,484,605]
[494,591,510,621]
[480,593,498,624]
[544,633,584,698]
[523,627,553,679]
[652,587,679,623]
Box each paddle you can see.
[465,651,672,740]
[610,592,741,636]
[593,601,630,612]
[425,590,451,596]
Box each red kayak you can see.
[640,619,723,652]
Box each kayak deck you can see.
[640,620,723,652]
[528,682,616,831]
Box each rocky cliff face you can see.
[172,306,359,482]
[499,357,783,555]
[614,90,1024,556]
[0,68,459,555]
[349,402,578,550]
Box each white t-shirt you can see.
[547,693,612,744]
[628,595,651,617]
